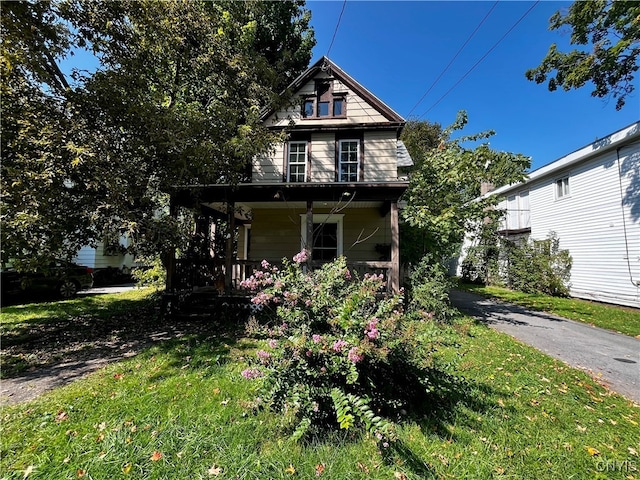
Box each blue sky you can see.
[307,1,639,171]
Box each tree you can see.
[1,0,315,269]
[526,0,640,110]
[401,112,530,264]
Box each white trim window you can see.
[300,214,344,261]
[288,141,307,182]
[555,176,570,199]
[339,139,359,182]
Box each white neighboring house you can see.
[458,121,640,308]
[73,237,135,273]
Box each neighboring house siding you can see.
[527,148,639,307]
[73,242,135,270]
[457,122,640,308]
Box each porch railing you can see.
[171,258,396,293]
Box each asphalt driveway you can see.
[449,289,640,404]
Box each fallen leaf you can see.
[122,463,132,474]
[98,422,107,431]
[356,462,369,473]
[23,465,34,479]
[150,451,163,461]
[63,457,71,464]
[629,447,638,456]
[77,469,86,478]
[98,451,107,459]
[586,447,600,456]
[208,464,223,476]
[114,373,124,380]
[285,464,296,475]
[96,433,105,442]
[55,411,69,423]
[394,472,408,480]
[576,425,587,432]
[315,463,325,476]
[212,388,221,395]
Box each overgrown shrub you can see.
[503,232,572,296]
[407,255,457,323]
[240,253,445,443]
[131,255,166,289]
[462,232,572,297]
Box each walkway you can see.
[449,290,640,404]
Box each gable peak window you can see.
[301,79,347,119]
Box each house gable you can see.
[262,56,404,129]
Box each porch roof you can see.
[172,181,409,208]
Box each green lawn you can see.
[1,292,638,479]
[458,282,640,338]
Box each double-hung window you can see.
[555,176,570,199]
[339,139,359,182]
[288,141,307,182]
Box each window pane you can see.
[334,99,343,116]
[303,101,313,118]
[318,101,329,116]
[312,223,337,261]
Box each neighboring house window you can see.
[301,80,347,119]
[504,191,530,230]
[339,140,359,182]
[300,213,344,260]
[555,176,570,199]
[288,141,307,182]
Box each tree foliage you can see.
[1,0,315,269]
[526,0,640,110]
[401,112,530,263]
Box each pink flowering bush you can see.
[239,253,443,443]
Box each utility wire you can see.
[419,0,540,119]
[406,1,499,118]
[326,0,347,58]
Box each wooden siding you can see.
[253,131,398,184]
[363,131,398,182]
[310,133,336,182]
[248,206,391,263]
[253,144,285,182]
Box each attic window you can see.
[301,80,347,119]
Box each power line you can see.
[419,0,540,120]
[326,0,347,58]
[406,1,499,118]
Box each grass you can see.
[1,292,639,479]
[458,282,640,338]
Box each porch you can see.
[166,182,408,306]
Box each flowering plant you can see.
[240,253,432,442]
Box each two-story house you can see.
[169,57,412,294]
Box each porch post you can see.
[165,201,178,292]
[390,201,400,293]
[306,200,314,266]
[225,201,236,293]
